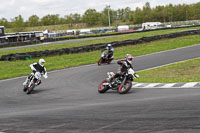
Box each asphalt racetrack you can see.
[0,44,200,133]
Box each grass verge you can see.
[0,34,200,80]
[135,58,200,83]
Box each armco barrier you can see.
[0,40,40,48]
[1,29,200,61]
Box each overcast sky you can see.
[0,0,199,21]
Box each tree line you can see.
[1,2,200,29]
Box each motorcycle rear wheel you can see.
[118,80,132,94]
[107,58,113,64]
[98,80,110,93]
[107,60,111,64]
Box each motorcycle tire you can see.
[98,80,110,93]
[98,59,102,66]
[23,85,28,92]
[107,60,111,64]
[118,80,132,94]
[23,80,30,92]
[107,58,113,64]
[26,82,35,94]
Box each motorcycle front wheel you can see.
[118,80,132,94]
[26,81,35,94]
[23,82,29,92]
[98,80,110,93]
[98,59,102,66]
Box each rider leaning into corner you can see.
[23,58,48,87]
[102,43,114,59]
[109,54,139,86]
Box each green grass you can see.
[135,58,200,83]
[0,34,200,80]
[0,26,200,57]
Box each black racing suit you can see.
[112,60,133,80]
[29,63,47,85]
[103,46,114,59]
[31,63,46,74]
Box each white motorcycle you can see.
[23,72,47,94]
[98,68,139,94]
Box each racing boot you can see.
[36,80,42,86]
[23,74,32,86]
[23,77,29,86]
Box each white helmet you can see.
[39,58,46,66]
[125,54,134,64]
[107,44,112,47]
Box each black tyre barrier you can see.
[1,29,200,61]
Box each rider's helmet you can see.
[125,54,134,64]
[39,58,46,66]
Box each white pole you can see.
[106,5,111,29]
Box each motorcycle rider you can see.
[102,44,114,59]
[23,58,48,89]
[109,54,139,85]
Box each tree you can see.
[133,7,143,24]
[65,14,74,24]
[100,7,114,26]
[82,9,100,26]
[0,18,10,28]
[123,7,132,22]
[152,5,167,22]
[64,13,81,24]
[143,2,152,22]
[72,13,81,23]
[41,14,60,25]
[193,2,200,19]
[28,15,40,26]
[11,15,24,28]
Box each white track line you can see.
[159,83,176,88]
[143,83,160,88]
[132,83,144,87]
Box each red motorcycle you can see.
[98,51,113,66]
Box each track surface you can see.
[0,45,200,133]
